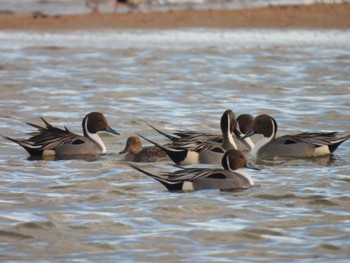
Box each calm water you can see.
[0,29,350,262]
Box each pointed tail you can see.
[144,121,178,141]
[136,133,188,165]
[124,161,181,191]
[329,134,350,153]
[1,134,42,156]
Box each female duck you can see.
[120,136,170,162]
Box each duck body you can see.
[120,136,170,162]
[142,110,254,165]
[244,114,350,159]
[1,112,119,157]
[126,149,256,191]
[146,111,254,154]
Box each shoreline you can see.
[0,3,350,31]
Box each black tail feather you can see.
[40,117,53,128]
[136,133,188,165]
[1,134,43,156]
[123,161,182,191]
[26,122,45,131]
[144,121,178,141]
[328,134,350,153]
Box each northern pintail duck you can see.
[173,113,254,144]
[1,112,119,156]
[120,136,170,162]
[140,110,241,165]
[236,114,254,134]
[125,149,257,191]
[243,114,350,159]
[138,133,225,166]
[147,110,253,153]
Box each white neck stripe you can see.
[225,114,237,150]
[251,119,275,158]
[84,116,107,153]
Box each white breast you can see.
[182,181,194,191]
[251,137,270,158]
[181,151,199,165]
[313,145,330,157]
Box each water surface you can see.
[0,29,350,262]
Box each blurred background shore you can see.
[0,0,349,30]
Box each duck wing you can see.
[167,167,251,190]
[279,132,350,146]
[25,117,84,150]
[174,131,222,143]
[170,139,225,154]
[167,168,227,181]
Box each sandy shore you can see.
[0,3,349,31]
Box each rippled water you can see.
[0,29,350,261]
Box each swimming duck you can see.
[120,136,170,162]
[243,114,350,159]
[146,110,253,154]
[125,149,257,191]
[140,110,241,165]
[1,112,119,157]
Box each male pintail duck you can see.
[147,110,253,153]
[236,114,254,134]
[138,133,226,166]
[236,114,255,150]
[125,149,257,191]
[172,113,254,145]
[139,110,241,165]
[1,112,119,157]
[120,136,170,162]
[243,114,350,159]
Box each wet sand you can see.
[0,3,349,31]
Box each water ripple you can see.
[0,29,349,261]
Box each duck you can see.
[146,110,254,153]
[176,113,255,152]
[138,133,226,166]
[243,114,350,159]
[1,112,119,157]
[119,136,170,162]
[173,113,254,142]
[236,113,255,150]
[139,110,242,165]
[125,149,257,191]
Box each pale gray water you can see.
[0,29,350,262]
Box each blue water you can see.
[0,29,350,261]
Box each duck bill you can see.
[233,127,242,139]
[119,146,128,154]
[245,162,261,171]
[105,126,120,135]
[242,129,256,139]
